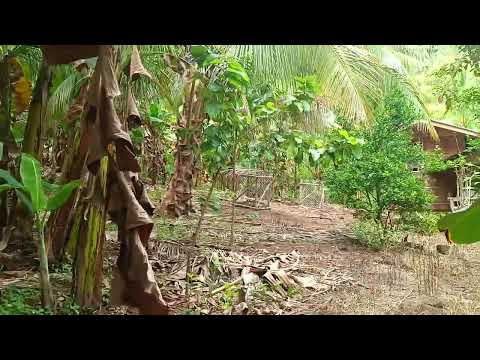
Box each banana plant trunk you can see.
[70,156,109,308]
[35,216,53,308]
[45,127,84,262]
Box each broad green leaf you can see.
[0,169,23,188]
[203,54,221,67]
[46,180,81,211]
[42,180,60,194]
[191,45,209,66]
[206,102,223,118]
[226,69,250,88]
[191,45,209,59]
[20,153,46,213]
[437,201,480,244]
[149,103,159,118]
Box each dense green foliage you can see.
[325,89,434,226]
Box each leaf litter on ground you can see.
[150,241,349,314]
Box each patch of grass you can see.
[51,260,73,274]
[0,287,51,315]
[287,286,300,297]
[0,286,84,315]
[154,218,190,242]
[247,212,260,221]
[219,284,240,311]
[147,186,166,204]
[352,220,405,251]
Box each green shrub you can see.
[352,219,405,250]
[325,88,434,225]
[398,211,442,236]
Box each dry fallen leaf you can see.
[291,274,325,290]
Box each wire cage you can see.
[298,182,327,208]
[219,168,274,210]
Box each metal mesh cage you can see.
[219,168,273,209]
[298,182,327,208]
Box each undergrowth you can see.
[0,286,82,315]
[352,220,406,251]
[398,211,442,236]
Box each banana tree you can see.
[0,153,80,308]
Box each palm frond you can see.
[46,65,83,127]
[413,118,439,142]
[318,45,386,122]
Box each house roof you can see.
[431,120,480,138]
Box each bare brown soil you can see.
[2,198,480,315]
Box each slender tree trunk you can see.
[230,130,238,246]
[191,171,219,245]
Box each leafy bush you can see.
[352,220,405,250]
[325,88,434,226]
[398,211,442,236]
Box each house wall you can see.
[413,127,467,211]
[426,170,457,211]
[413,127,466,158]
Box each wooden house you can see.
[413,121,480,212]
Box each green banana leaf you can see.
[437,200,480,244]
[46,180,81,211]
[19,153,47,213]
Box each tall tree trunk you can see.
[13,57,53,253]
[22,57,52,158]
[160,81,203,218]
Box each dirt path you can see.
[165,200,480,315]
